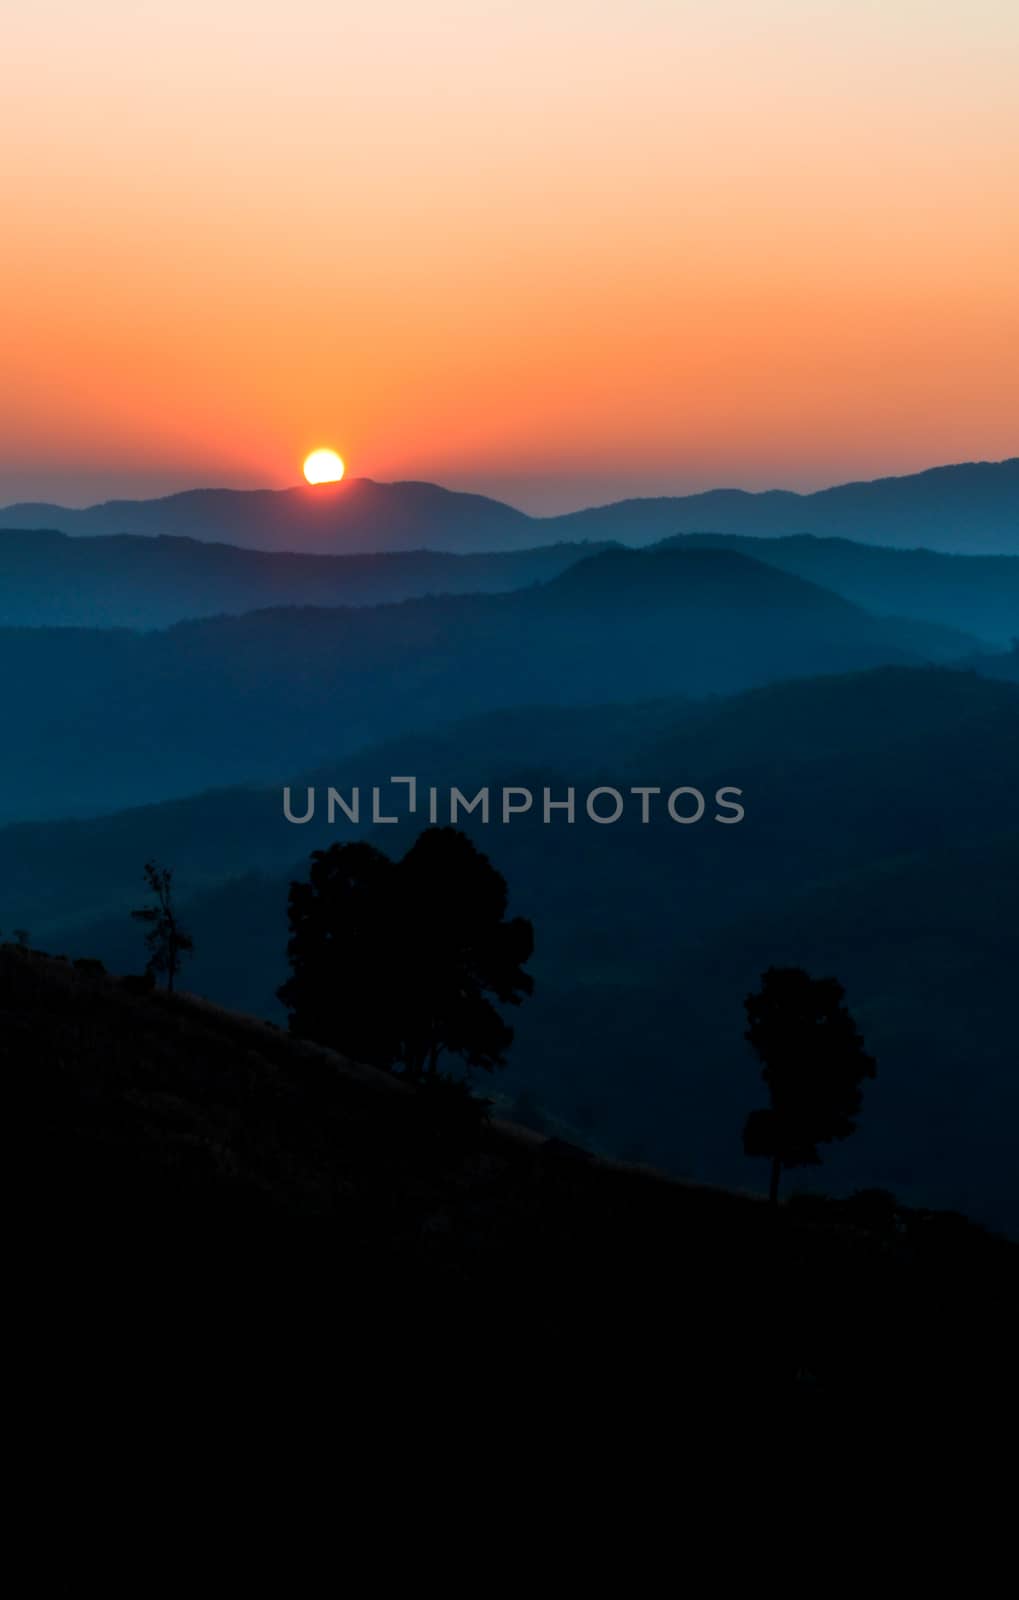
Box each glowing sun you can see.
[303,448,345,485]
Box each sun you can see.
[303,448,345,485]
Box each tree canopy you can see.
[742,966,876,1203]
[279,827,534,1079]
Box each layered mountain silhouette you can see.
[550,459,1019,554]
[0,528,611,630]
[662,534,1019,645]
[2,524,1015,638]
[6,458,1016,1242]
[11,666,1018,1231]
[3,457,1016,554]
[0,548,982,822]
[0,479,531,553]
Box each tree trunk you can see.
[769,1155,782,1206]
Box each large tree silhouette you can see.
[279,828,534,1078]
[742,966,876,1204]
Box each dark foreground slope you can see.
[8,945,1015,1409]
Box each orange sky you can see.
[1,1,1016,511]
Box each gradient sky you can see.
[2,1,1016,511]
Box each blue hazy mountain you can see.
[0,479,532,553]
[11,666,1018,1231]
[661,533,1019,645]
[1,523,1015,639]
[0,528,612,630]
[0,548,983,822]
[2,457,1015,554]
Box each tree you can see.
[278,827,534,1079]
[742,966,876,1204]
[131,861,194,995]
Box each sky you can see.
[1,0,1016,512]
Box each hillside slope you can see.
[16,667,1019,1231]
[9,945,1014,1406]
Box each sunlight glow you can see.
[303,448,345,485]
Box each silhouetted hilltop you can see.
[10,942,1014,1406]
[540,544,859,615]
[2,457,1015,554]
[0,479,532,553]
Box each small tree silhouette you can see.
[131,861,193,995]
[742,966,876,1204]
[279,827,534,1079]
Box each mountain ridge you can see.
[1,522,1015,640]
[0,549,981,822]
[2,457,1015,554]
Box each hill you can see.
[0,528,611,630]
[2,458,1015,554]
[0,547,971,823]
[1,523,1012,643]
[13,665,1019,1232]
[662,533,1019,645]
[9,943,1014,1406]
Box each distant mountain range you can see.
[0,545,982,822]
[2,458,1016,554]
[2,523,1016,640]
[0,529,610,630]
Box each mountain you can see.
[2,458,1015,555]
[13,665,1019,1231]
[0,548,980,822]
[552,459,1019,555]
[2,522,1013,640]
[12,942,1015,1408]
[661,533,1019,646]
[0,479,533,553]
[0,529,613,630]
